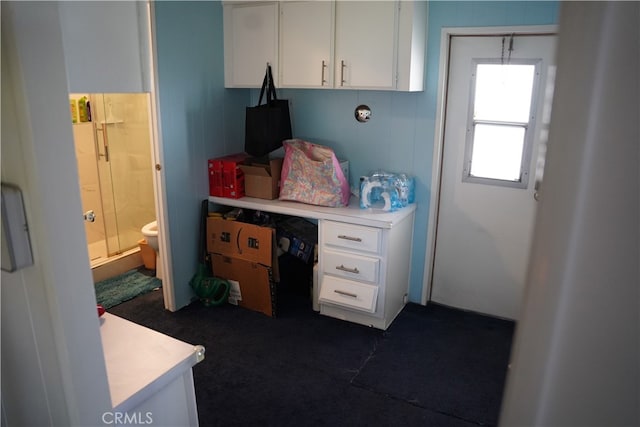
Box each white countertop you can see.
[209,196,416,229]
[100,313,204,411]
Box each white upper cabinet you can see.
[223,1,279,88]
[279,1,335,88]
[334,1,398,90]
[395,1,429,91]
[223,1,427,91]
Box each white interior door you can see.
[431,34,556,320]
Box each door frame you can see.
[421,25,557,305]
[146,1,176,311]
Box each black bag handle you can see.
[267,65,278,102]
[258,64,279,106]
[257,65,269,106]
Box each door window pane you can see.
[463,59,540,188]
[470,124,525,181]
[474,64,536,122]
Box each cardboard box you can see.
[208,218,281,317]
[208,159,223,197]
[276,217,318,264]
[222,165,244,199]
[240,158,283,200]
[208,153,250,198]
[211,254,276,317]
[207,218,272,265]
[207,218,279,281]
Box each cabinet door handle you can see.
[334,289,357,298]
[336,264,359,274]
[340,60,346,86]
[321,60,327,85]
[338,234,362,242]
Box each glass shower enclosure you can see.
[72,93,156,266]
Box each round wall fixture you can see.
[355,104,371,122]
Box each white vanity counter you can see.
[209,195,416,229]
[100,313,204,425]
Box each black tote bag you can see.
[245,65,292,157]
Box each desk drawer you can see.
[322,221,381,254]
[322,249,379,284]
[319,276,378,314]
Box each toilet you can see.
[141,220,162,279]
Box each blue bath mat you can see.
[95,269,161,309]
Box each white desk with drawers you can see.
[209,196,416,330]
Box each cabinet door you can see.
[59,2,149,92]
[334,1,398,90]
[224,2,279,88]
[280,1,334,88]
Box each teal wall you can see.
[154,1,247,306]
[154,1,559,307]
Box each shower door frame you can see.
[90,93,157,259]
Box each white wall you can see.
[1,2,112,425]
[500,2,639,425]
[1,43,70,426]
[59,1,151,93]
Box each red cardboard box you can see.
[208,159,223,197]
[208,153,250,198]
[223,165,244,199]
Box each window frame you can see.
[462,58,542,189]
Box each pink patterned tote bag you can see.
[279,139,350,207]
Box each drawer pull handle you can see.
[336,264,359,274]
[337,234,362,242]
[334,289,358,298]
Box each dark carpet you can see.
[108,262,515,427]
